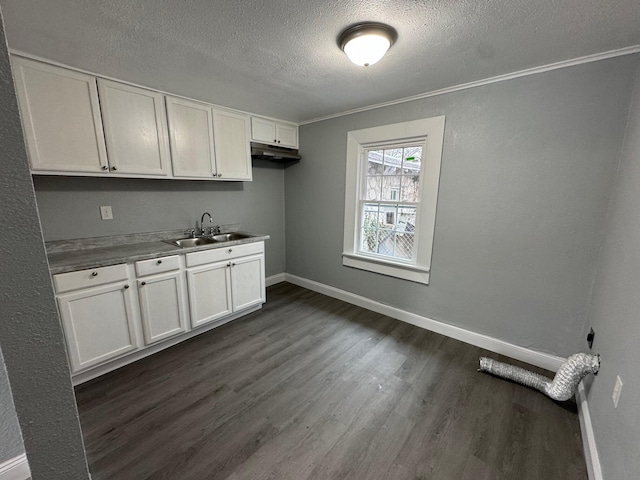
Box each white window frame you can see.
[342,116,445,284]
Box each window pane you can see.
[396,232,415,259]
[367,150,383,175]
[401,175,420,202]
[361,203,380,253]
[398,206,417,233]
[366,175,382,200]
[403,145,422,173]
[383,148,402,175]
[381,176,402,201]
[376,229,395,256]
[380,204,397,226]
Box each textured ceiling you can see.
[1,0,640,123]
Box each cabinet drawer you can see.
[135,255,180,276]
[186,242,264,267]
[54,264,128,293]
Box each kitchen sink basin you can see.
[164,232,252,248]
[165,236,218,248]
[211,233,251,242]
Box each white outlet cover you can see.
[100,205,113,220]
[612,375,623,408]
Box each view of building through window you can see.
[360,143,423,261]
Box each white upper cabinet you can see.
[166,97,216,178]
[275,123,298,149]
[212,108,252,181]
[12,57,109,173]
[98,79,171,176]
[166,97,252,181]
[251,116,298,148]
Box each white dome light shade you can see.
[338,23,397,67]
[343,34,391,66]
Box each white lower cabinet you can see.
[230,254,266,311]
[186,242,265,328]
[57,276,139,373]
[137,270,189,345]
[53,242,265,378]
[187,261,233,328]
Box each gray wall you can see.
[33,160,286,277]
[584,61,640,480]
[0,352,23,463]
[0,8,90,479]
[286,55,639,358]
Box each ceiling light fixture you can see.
[338,22,397,67]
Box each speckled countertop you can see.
[46,227,269,275]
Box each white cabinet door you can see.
[250,117,277,145]
[12,57,109,173]
[57,281,138,373]
[251,116,298,149]
[230,254,266,311]
[276,123,298,148]
[186,261,232,328]
[98,79,171,176]
[212,108,252,181]
[166,96,216,178]
[137,271,189,345]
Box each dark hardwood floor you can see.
[75,282,587,480]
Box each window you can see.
[343,116,445,284]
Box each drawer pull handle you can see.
[91,272,98,277]
[157,260,162,264]
[228,249,232,253]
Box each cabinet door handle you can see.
[91,271,98,277]
[157,260,162,264]
[231,263,236,267]
[111,166,118,171]
[217,173,222,178]
[101,165,108,170]
[140,281,146,286]
[124,284,129,289]
[228,249,232,253]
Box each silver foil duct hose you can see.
[478,353,600,401]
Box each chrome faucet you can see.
[200,212,219,236]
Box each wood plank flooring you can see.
[75,282,587,480]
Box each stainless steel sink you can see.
[212,233,251,242]
[165,232,251,248]
[164,237,218,248]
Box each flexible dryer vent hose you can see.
[478,353,600,401]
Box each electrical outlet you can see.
[612,375,623,408]
[587,327,595,349]
[100,206,113,220]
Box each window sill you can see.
[342,252,430,285]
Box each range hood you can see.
[250,142,300,162]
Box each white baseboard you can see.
[576,382,603,480]
[0,454,30,480]
[265,273,286,287]
[283,273,565,372]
